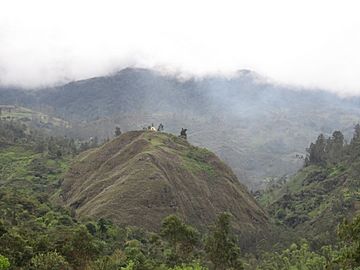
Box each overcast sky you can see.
[0,0,360,95]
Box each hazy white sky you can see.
[0,0,360,95]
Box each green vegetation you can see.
[1,120,360,269]
[146,128,217,178]
[0,106,69,130]
[161,215,200,266]
[205,213,243,270]
[258,125,360,249]
[255,215,360,269]
[183,147,216,177]
[29,251,69,270]
[0,124,256,269]
[0,255,10,270]
[256,242,329,269]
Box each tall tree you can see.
[306,134,326,165]
[350,124,360,160]
[205,213,243,270]
[326,131,344,163]
[353,124,360,141]
[161,215,199,265]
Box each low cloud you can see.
[0,0,359,95]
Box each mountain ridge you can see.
[2,67,360,189]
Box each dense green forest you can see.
[0,121,359,269]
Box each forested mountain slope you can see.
[1,120,360,269]
[2,68,360,189]
[259,125,360,248]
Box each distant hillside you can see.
[60,130,269,236]
[3,68,360,189]
[0,105,69,131]
[258,126,360,248]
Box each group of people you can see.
[144,123,187,139]
[144,123,164,132]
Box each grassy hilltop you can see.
[61,130,269,234]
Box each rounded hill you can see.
[60,131,269,233]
